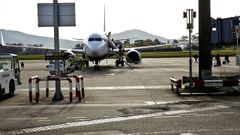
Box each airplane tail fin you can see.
[0,31,5,46]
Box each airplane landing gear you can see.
[94,61,100,70]
[94,65,100,70]
[116,59,124,67]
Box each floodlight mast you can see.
[183,9,196,94]
[52,0,64,101]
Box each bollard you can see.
[35,78,40,103]
[46,80,49,98]
[72,75,85,101]
[73,75,82,101]
[69,90,73,102]
[75,79,78,97]
[77,79,81,102]
[170,77,182,95]
[29,79,33,103]
[67,78,73,102]
[28,76,38,103]
[80,77,85,98]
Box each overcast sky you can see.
[0,0,239,40]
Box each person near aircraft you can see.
[214,54,221,66]
[223,55,230,64]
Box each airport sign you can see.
[38,3,75,27]
[45,51,70,60]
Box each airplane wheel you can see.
[94,65,100,71]
[121,61,124,67]
[9,80,15,97]
[116,60,119,67]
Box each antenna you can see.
[0,32,5,45]
[104,4,106,33]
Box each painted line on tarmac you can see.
[0,101,177,109]
[0,117,48,121]
[0,105,229,135]
[129,128,240,135]
[86,86,170,90]
[17,85,170,92]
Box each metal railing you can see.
[28,75,84,103]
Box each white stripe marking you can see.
[0,105,229,135]
[66,117,87,119]
[16,85,170,92]
[1,117,48,120]
[122,128,240,135]
[0,101,179,109]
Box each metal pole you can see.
[199,0,212,80]
[189,29,193,94]
[52,0,64,101]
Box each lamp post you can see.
[183,9,196,94]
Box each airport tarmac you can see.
[0,58,240,135]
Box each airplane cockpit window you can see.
[88,38,102,42]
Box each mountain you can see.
[0,29,78,49]
[0,29,169,49]
[112,29,169,43]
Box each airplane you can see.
[67,6,178,70]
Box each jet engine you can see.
[126,49,141,64]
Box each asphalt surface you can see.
[0,58,240,135]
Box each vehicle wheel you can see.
[9,81,15,97]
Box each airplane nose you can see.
[86,40,108,57]
[89,42,104,49]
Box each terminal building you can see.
[211,16,240,46]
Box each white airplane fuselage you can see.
[83,33,110,62]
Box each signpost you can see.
[38,3,75,27]
[38,0,75,101]
[45,52,71,60]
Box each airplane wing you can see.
[113,43,183,52]
[1,31,85,54]
[1,43,85,55]
[127,44,179,51]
